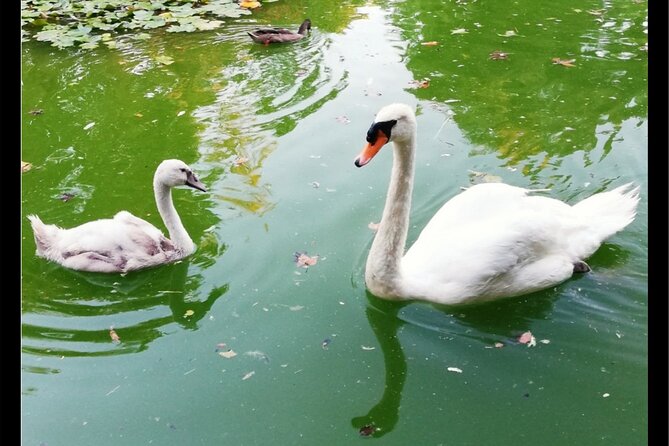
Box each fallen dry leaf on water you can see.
[421,41,439,46]
[489,50,509,60]
[408,78,430,89]
[451,28,468,35]
[59,193,75,202]
[242,371,255,380]
[494,342,505,348]
[468,170,503,184]
[233,156,249,166]
[518,331,537,347]
[361,345,376,351]
[447,367,463,373]
[294,252,319,268]
[239,0,261,9]
[497,30,518,37]
[218,350,237,359]
[184,309,195,317]
[29,108,44,115]
[154,55,174,66]
[359,425,376,437]
[134,112,143,118]
[552,57,576,67]
[83,122,95,130]
[109,328,120,344]
[21,161,32,173]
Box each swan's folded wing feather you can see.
[402,193,581,300]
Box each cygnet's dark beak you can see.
[186,171,207,192]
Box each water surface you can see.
[22,1,647,444]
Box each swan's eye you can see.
[367,120,397,143]
[179,168,187,173]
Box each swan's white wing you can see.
[401,184,584,303]
[45,213,175,272]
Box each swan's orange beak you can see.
[354,132,388,167]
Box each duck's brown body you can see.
[248,19,311,44]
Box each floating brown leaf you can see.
[219,350,237,359]
[408,78,430,89]
[489,50,509,60]
[109,328,120,344]
[421,41,439,46]
[59,193,75,202]
[29,109,44,116]
[184,309,195,317]
[552,57,576,67]
[233,156,249,166]
[242,370,255,380]
[359,425,376,437]
[494,342,504,348]
[294,252,319,268]
[518,331,537,347]
[21,161,33,173]
[134,112,143,118]
[518,331,532,343]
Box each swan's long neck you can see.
[154,182,194,254]
[366,136,415,298]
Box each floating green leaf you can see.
[155,55,174,65]
[166,22,197,33]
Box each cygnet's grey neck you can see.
[154,182,194,253]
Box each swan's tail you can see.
[572,182,640,242]
[27,215,57,256]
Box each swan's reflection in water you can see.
[352,289,560,437]
[351,297,408,438]
[22,258,228,360]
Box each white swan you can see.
[354,103,640,305]
[27,159,207,273]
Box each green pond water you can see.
[21,0,648,444]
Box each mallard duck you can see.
[247,19,311,45]
[27,159,207,273]
[354,103,640,305]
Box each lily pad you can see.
[22,0,252,50]
[166,23,197,33]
